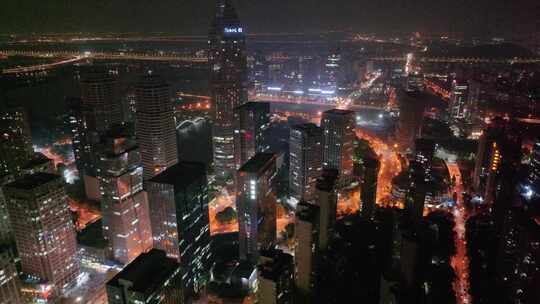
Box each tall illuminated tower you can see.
[147,162,213,297]
[321,109,355,182]
[236,153,277,263]
[96,128,153,265]
[209,0,248,181]
[0,107,33,175]
[77,70,123,201]
[134,73,178,180]
[233,102,270,169]
[289,123,323,202]
[4,173,79,298]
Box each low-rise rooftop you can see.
[238,153,275,174]
[5,172,60,190]
[149,161,206,187]
[107,249,180,297]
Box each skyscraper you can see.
[528,138,540,192]
[473,118,511,194]
[257,249,295,304]
[66,97,88,177]
[405,161,428,228]
[80,70,122,134]
[209,0,248,181]
[96,128,153,265]
[315,169,339,251]
[147,162,212,297]
[322,50,341,94]
[253,51,269,92]
[237,153,277,262]
[4,173,79,297]
[0,250,22,304]
[360,157,380,220]
[289,123,323,202]
[233,102,271,169]
[0,174,14,245]
[134,73,178,180]
[294,201,320,300]
[0,107,33,176]
[449,80,469,121]
[413,138,435,180]
[77,70,123,201]
[321,109,355,182]
[22,152,55,176]
[482,127,521,229]
[106,249,183,304]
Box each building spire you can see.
[214,0,240,27]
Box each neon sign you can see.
[224,27,243,34]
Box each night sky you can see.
[0,0,538,37]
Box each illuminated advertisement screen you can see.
[223,27,244,36]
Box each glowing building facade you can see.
[209,0,248,181]
[289,123,323,202]
[321,109,355,182]
[147,162,212,297]
[134,73,178,180]
[236,153,277,263]
[97,129,153,265]
[4,173,79,298]
[233,102,271,170]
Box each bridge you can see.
[2,55,88,74]
[0,49,208,74]
[369,56,540,64]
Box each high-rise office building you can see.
[237,153,277,262]
[147,162,212,296]
[4,173,79,297]
[0,107,33,176]
[294,201,320,300]
[360,157,380,220]
[80,70,122,133]
[528,139,540,192]
[405,161,428,228]
[466,80,481,124]
[404,72,425,92]
[482,127,521,229]
[96,128,153,265]
[396,92,425,152]
[289,124,323,202]
[495,210,540,304]
[473,117,516,196]
[209,0,248,181]
[21,152,55,176]
[77,70,123,201]
[0,174,14,245]
[253,51,269,91]
[323,50,341,94]
[315,169,339,251]
[449,80,469,121]
[134,73,178,180]
[0,250,22,304]
[257,249,295,304]
[414,138,435,180]
[106,249,183,304]
[66,97,89,177]
[233,102,270,169]
[321,109,355,182]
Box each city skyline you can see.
[1,1,539,303]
